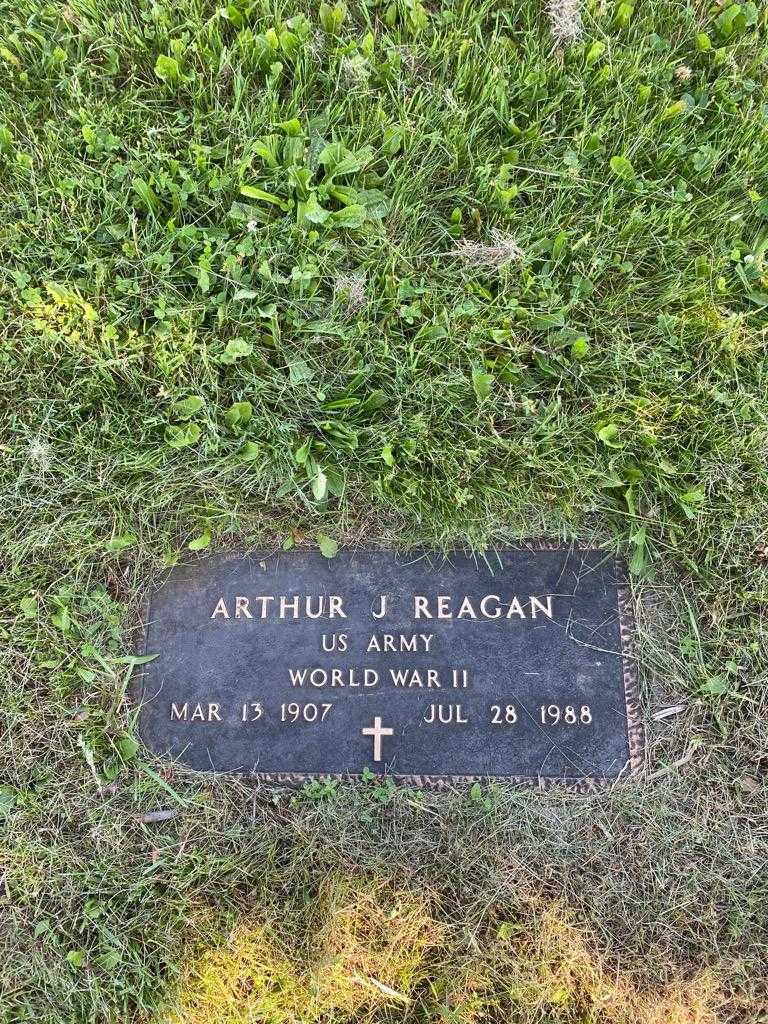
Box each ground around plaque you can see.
[1,0,767,1021]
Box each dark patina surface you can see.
[134,547,641,785]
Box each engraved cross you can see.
[361,716,393,763]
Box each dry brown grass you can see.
[167,881,443,1023]
[312,879,444,1011]
[498,907,722,1024]
[166,923,302,1024]
[166,884,725,1024]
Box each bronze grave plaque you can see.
[135,547,641,786]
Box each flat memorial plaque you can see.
[135,547,642,785]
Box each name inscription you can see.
[208,592,554,621]
[135,548,641,782]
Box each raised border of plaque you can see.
[133,543,643,791]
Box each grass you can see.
[167,880,724,1023]
[0,0,767,1020]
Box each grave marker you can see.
[135,547,642,786]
